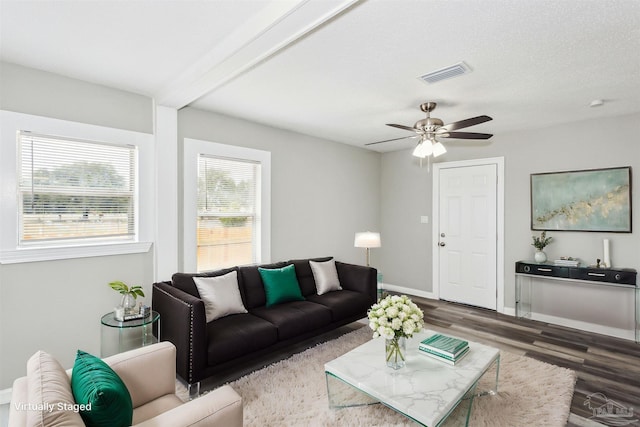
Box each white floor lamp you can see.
[354,231,381,267]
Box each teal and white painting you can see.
[531,167,631,232]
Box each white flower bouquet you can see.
[368,294,425,340]
[367,294,424,369]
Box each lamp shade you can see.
[354,232,381,248]
[412,140,433,158]
[432,141,447,157]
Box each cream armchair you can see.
[9,342,242,427]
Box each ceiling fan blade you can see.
[386,123,418,132]
[439,115,492,132]
[439,131,493,140]
[365,135,418,146]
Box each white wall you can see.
[379,152,433,292]
[178,107,381,268]
[0,62,152,134]
[0,62,155,389]
[380,112,640,335]
[0,65,382,389]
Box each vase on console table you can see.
[534,250,547,263]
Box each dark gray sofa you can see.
[152,257,377,392]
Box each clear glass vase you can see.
[385,336,406,369]
[120,293,137,315]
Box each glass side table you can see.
[100,311,160,357]
[376,271,384,301]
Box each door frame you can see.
[431,157,505,314]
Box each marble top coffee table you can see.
[324,329,500,426]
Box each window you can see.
[0,110,153,264]
[184,138,270,273]
[197,155,259,271]
[18,132,137,246]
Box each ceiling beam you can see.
[155,0,360,109]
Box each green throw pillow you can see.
[71,350,133,427]
[259,264,305,307]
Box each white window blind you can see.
[197,155,259,271]
[18,131,137,245]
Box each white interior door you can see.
[438,164,497,310]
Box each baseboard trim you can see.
[502,307,516,317]
[380,283,515,315]
[379,283,436,300]
[0,387,12,405]
[528,312,635,341]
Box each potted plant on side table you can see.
[531,231,553,263]
[109,281,145,317]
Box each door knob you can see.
[439,242,446,247]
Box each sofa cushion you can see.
[25,350,84,427]
[238,262,288,309]
[172,267,237,299]
[206,313,279,365]
[71,350,133,427]
[250,301,332,340]
[306,289,372,322]
[193,271,248,322]
[289,257,333,296]
[258,264,305,307]
[309,259,342,295]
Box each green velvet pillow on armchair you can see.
[71,350,133,427]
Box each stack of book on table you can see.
[553,258,580,267]
[418,333,470,365]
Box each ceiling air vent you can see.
[418,62,471,84]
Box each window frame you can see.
[0,110,154,264]
[184,138,271,272]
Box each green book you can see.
[419,334,468,357]
[419,346,470,365]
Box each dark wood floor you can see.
[198,296,639,426]
[413,297,640,426]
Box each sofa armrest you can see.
[132,385,242,427]
[104,341,176,409]
[152,282,208,384]
[336,261,377,306]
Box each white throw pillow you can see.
[193,271,248,322]
[309,259,342,295]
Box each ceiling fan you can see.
[366,102,493,158]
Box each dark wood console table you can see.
[515,261,638,343]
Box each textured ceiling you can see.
[1,0,639,152]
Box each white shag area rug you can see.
[181,327,576,426]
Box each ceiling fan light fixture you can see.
[432,141,447,157]
[412,143,424,158]
[367,101,492,161]
[412,140,432,158]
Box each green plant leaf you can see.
[109,281,144,298]
[108,281,129,293]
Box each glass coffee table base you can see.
[326,356,500,427]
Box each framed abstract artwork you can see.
[530,166,632,232]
